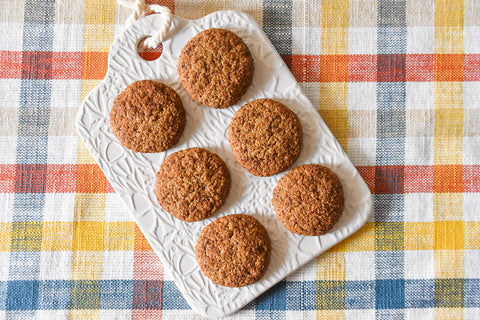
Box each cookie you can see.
[228,99,303,177]
[178,28,254,109]
[196,214,271,287]
[110,80,185,153]
[272,164,344,236]
[155,148,231,222]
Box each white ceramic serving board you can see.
[76,10,372,318]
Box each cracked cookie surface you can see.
[196,214,271,287]
[178,28,254,109]
[155,148,231,222]
[272,164,344,236]
[228,99,303,176]
[110,80,185,153]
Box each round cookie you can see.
[178,28,254,109]
[272,164,344,236]
[228,99,303,177]
[196,214,271,287]
[110,80,185,153]
[155,148,231,222]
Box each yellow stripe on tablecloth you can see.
[404,222,435,251]
[6,221,136,253]
[174,0,263,23]
[73,221,106,252]
[69,310,102,319]
[319,83,349,150]
[332,222,375,252]
[74,194,107,221]
[70,4,117,311]
[435,0,464,54]
[316,251,346,281]
[0,222,11,252]
[325,221,479,253]
[319,0,349,151]
[3,220,473,254]
[317,5,348,319]
[434,220,464,251]
[434,1,464,319]
[435,250,464,278]
[316,310,345,319]
[435,309,466,320]
[464,222,480,250]
[104,221,136,251]
[433,82,464,166]
[41,222,74,251]
[83,0,116,52]
[434,193,463,221]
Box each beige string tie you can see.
[117,0,173,50]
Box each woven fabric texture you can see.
[0,0,479,319]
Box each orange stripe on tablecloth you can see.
[52,52,83,79]
[464,54,480,81]
[290,54,480,82]
[357,165,480,194]
[134,225,153,252]
[1,164,478,194]
[0,51,22,78]
[0,51,107,79]
[406,54,435,81]
[349,54,377,82]
[0,164,16,193]
[1,51,479,81]
[433,164,464,193]
[82,51,109,80]
[404,165,434,193]
[435,54,464,82]
[76,163,108,193]
[0,164,113,193]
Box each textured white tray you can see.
[76,10,372,318]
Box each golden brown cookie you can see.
[196,214,271,287]
[177,28,254,109]
[272,164,344,236]
[110,80,185,153]
[155,148,231,222]
[228,99,303,177]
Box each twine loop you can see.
[118,0,173,50]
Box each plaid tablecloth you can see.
[1,0,479,319]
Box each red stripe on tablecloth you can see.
[0,164,113,193]
[1,164,479,194]
[0,51,22,78]
[1,51,479,81]
[0,51,106,80]
[288,54,480,82]
[357,165,480,194]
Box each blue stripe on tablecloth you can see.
[374,194,404,222]
[7,0,55,313]
[345,280,376,309]
[3,279,479,311]
[405,279,435,308]
[262,0,292,55]
[255,280,287,311]
[6,281,40,311]
[101,280,134,309]
[465,279,480,308]
[133,280,165,310]
[375,0,406,317]
[38,280,71,310]
[286,280,316,310]
[162,281,189,309]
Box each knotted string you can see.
[117,0,173,50]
